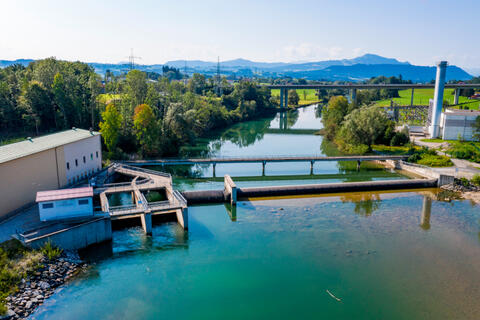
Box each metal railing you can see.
[173,190,187,206]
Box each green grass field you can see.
[376,88,480,109]
[271,89,321,106]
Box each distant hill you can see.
[0,59,34,68]
[0,54,473,82]
[284,64,472,82]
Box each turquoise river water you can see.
[30,106,480,319]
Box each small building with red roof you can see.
[36,187,94,221]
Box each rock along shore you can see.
[2,251,87,320]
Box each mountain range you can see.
[0,54,473,82]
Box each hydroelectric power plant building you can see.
[0,129,102,220]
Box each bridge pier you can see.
[224,175,237,206]
[176,207,188,230]
[212,162,216,177]
[262,161,266,176]
[284,89,289,108]
[140,212,152,235]
[350,88,357,105]
[454,88,460,105]
[310,160,315,175]
[410,88,415,107]
[357,160,361,171]
[280,88,284,108]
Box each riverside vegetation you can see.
[0,58,275,159]
[0,240,84,318]
[321,95,454,167]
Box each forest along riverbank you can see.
[148,105,408,191]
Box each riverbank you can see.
[0,242,87,320]
[440,178,480,204]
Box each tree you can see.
[337,105,390,152]
[52,73,69,128]
[288,90,299,106]
[188,73,206,95]
[133,104,160,156]
[99,104,123,153]
[125,70,148,107]
[19,81,55,134]
[321,96,350,140]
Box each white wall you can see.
[441,112,479,141]
[38,197,93,221]
[63,135,102,184]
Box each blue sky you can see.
[1,0,479,70]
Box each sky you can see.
[1,0,479,71]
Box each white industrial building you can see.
[0,128,102,219]
[440,109,480,141]
[36,187,94,221]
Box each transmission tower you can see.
[216,56,222,96]
[184,60,188,84]
[127,48,142,70]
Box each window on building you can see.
[90,153,93,160]
[66,162,70,170]
[42,203,54,209]
[96,151,99,158]
[78,199,89,205]
[83,156,86,163]
[75,159,78,166]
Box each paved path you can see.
[0,205,40,243]
[410,136,480,179]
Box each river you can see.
[30,105,480,319]
[154,105,405,191]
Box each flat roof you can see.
[0,129,100,164]
[36,187,93,202]
[445,109,480,116]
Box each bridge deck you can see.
[266,84,480,90]
[122,155,408,166]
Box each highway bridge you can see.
[267,83,480,107]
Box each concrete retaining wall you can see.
[25,217,112,250]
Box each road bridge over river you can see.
[122,155,409,176]
[267,83,480,108]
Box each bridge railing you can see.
[123,154,408,162]
[118,163,171,178]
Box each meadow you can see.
[375,88,480,109]
[270,89,322,106]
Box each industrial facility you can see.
[0,128,102,219]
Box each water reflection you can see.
[420,196,432,230]
[340,193,381,216]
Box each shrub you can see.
[472,174,480,186]
[416,154,453,167]
[390,131,409,146]
[41,241,62,261]
[459,177,470,187]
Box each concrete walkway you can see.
[0,205,40,243]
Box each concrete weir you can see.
[17,160,451,250]
[183,178,438,204]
